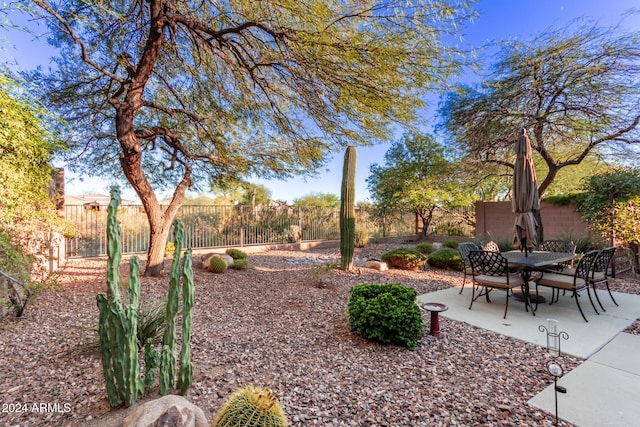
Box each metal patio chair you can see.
[457,241,479,294]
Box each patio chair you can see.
[589,247,618,311]
[480,240,500,252]
[534,250,600,322]
[539,240,576,254]
[457,242,479,294]
[468,250,528,319]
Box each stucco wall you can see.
[475,201,593,241]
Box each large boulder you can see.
[122,395,208,427]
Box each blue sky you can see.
[1,1,639,203]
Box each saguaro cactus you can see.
[340,145,357,271]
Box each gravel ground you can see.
[1,243,638,427]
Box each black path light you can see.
[539,319,569,426]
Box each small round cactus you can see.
[208,255,228,273]
[212,386,288,427]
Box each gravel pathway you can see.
[1,243,638,426]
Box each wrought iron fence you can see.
[64,203,474,258]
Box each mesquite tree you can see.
[19,0,474,276]
[439,21,640,197]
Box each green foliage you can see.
[494,237,515,252]
[415,242,434,254]
[556,232,605,254]
[426,248,464,271]
[543,193,585,206]
[439,21,640,197]
[97,190,194,407]
[293,192,340,207]
[443,239,459,249]
[226,248,248,261]
[367,132,475,239]
[208,255,228,273]
[340,145,357,271]
[578,168,640,243]
[381,248,427,270]
[347,283,423,350]
[354,226,369,248]
[212,386,288,427]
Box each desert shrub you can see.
[443,239,459,249]
[226,248,247,260]
[415,242,433,254]
[230,258,248,270]
[347,283,423,350]
[354,227,369,248]
[164,241,175,258]
[427,248,464,271]
[380,248,427,270]
[557,233,605,254]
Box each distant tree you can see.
[578,168,640,270]
[367,132,474,239]
[21,0,474,275]
[239,183,272,207]
[439,21,640,197]
[292,192,340,207]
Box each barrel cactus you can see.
[212,386,288,427]
[208,255,228,273]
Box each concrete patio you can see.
[418,287,640,426]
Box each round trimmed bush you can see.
[381,248,427,270]
[347,283,423,350]
[443,239,459,249]
[415,242,433,254]
[427,248,464,271]
[225,248,247,260]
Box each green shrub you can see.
[556,233,606,253]
[347,283,423,350]
[354,227,369,248]
[415,242,433,254]
[427,248,464,271]
[225,248,247,260]
[443,239,459,249]
[381,248,427,270]
[230,258,248,270]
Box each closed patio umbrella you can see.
[512,128,542,256]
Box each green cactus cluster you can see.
[212,386,288,427]
[97,187,195,408]
[340,145,357,271]
[208,255,228,273]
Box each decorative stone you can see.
[365,260,388,271]
[122,395,208,427]
[432,242,444,250]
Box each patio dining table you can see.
[501,250,577,312]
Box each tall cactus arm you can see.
[177,249,195,395]
[106,186,122,301]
